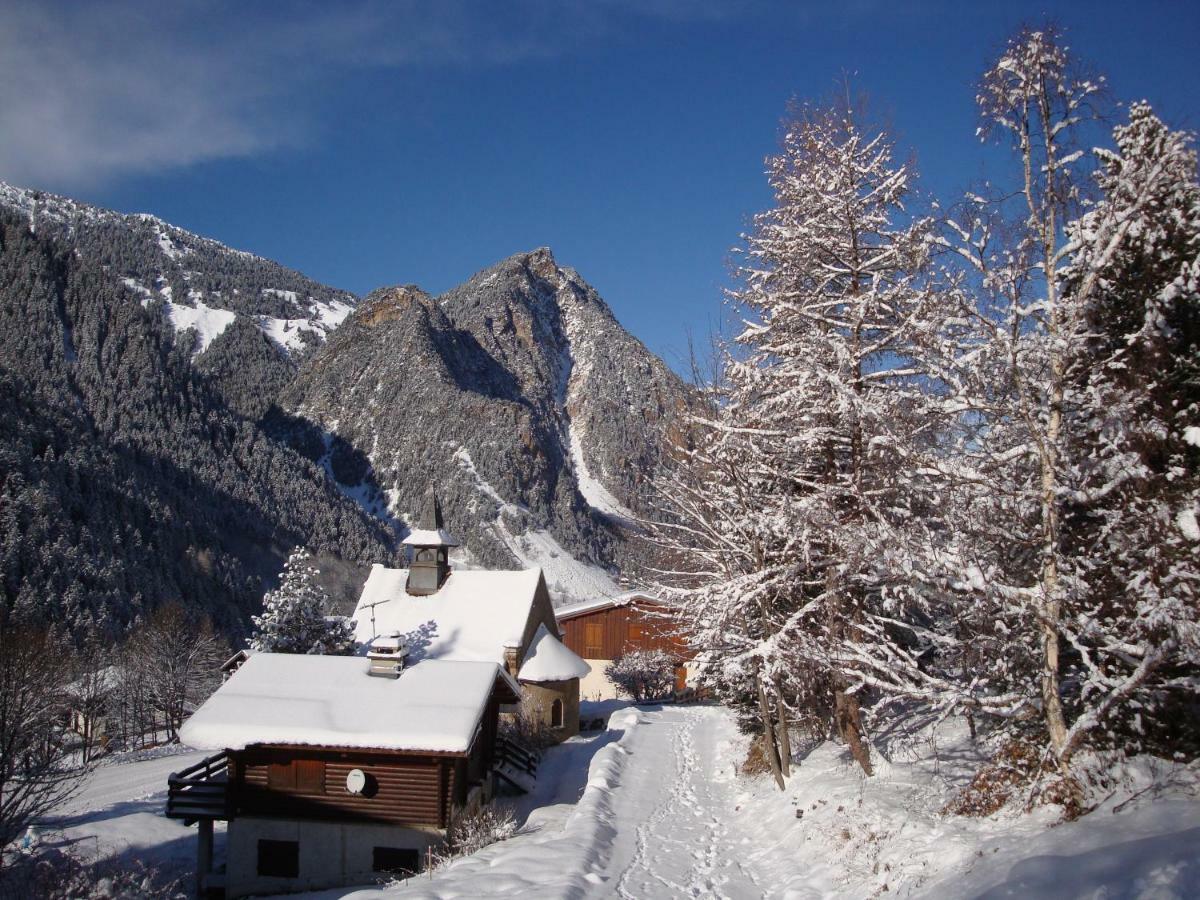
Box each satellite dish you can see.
[346,768,367,795]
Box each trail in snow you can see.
[605,706,763,900]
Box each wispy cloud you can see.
[0,0,748,190]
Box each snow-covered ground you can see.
[34,745,221,882]
[27,706,1200,899]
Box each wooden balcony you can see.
[166,750,231,823]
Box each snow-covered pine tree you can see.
[1056,102,1200,759]
[651,94,947,779]
[249,548,355,655]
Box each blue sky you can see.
[1,1,1196,370]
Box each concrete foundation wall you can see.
[226,817,443,898]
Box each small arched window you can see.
[550,698,564,729]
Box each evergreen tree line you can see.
[0,210,395,643]
[650,27,1199,802]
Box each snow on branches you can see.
[650,25,1200,792]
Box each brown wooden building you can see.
[173,651,523,897]
[556,593,692,700]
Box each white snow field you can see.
[38,745,223,881]
[32,706,1200,899]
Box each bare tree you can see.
[0,626,83,852]
[125,604,228,743]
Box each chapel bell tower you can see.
[403,493,458,596]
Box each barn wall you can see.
[557,602,689,661]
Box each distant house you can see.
[556,592,692,700]
[170,495,588,897]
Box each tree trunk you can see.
[773,677,792,776]
[756,673,786,790]
[834,686,873,776]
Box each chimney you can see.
[367,633,407,679]
[402,492,460,596]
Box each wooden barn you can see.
[556,592,692,700]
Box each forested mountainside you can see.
[0,182,354,419]
[0,185,693,631]
[281,248,695,600]
[0,210,393,637]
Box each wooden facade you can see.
[558,599,689,662]
[231,748,464,828]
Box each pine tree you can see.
[1055,102,1200,758]
[248,548,355,655]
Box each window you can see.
[257,839,299,878]
[584,622,603,658]
[551,698,564,728]
[296,759,325,793]
[267,759,325,793]
[627,622,644,643]
[373,846,420,875]
[267,761,295,789]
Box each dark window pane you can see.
[373,846,420,875]
[257,839,299,878]
[551,699,564,728]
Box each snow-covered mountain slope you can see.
[281,249,696,603]
[0,181,356,416]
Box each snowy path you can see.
[603,706,763,900]
[59,747,207,816]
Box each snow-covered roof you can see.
[353,564,544,664]
[402,528,460,547]
[518,624,591,683]
[555,591,663,621]
[180,653,512,754]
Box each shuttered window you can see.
[267,759,326,793]
[584,622,603,657]
[627,622,644,643]
[296,759,325,793]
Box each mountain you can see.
[0,196,392,638]
[281,248,695,603]
[0,183,354,419]
[0,181,692,634]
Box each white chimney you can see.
[366,633,408,679]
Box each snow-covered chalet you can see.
[168,495,589,898]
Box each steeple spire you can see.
[402,491,459,595]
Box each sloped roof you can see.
[517,624,591,683]
[554,590,663,621]
[180,652,511,754]
[353,564,543,664]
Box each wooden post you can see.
[196,819,213,899]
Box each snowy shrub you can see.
[249,548,356,655]
[432,804,517,869]
[605,650,676,703]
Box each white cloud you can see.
[0,0,749,190]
